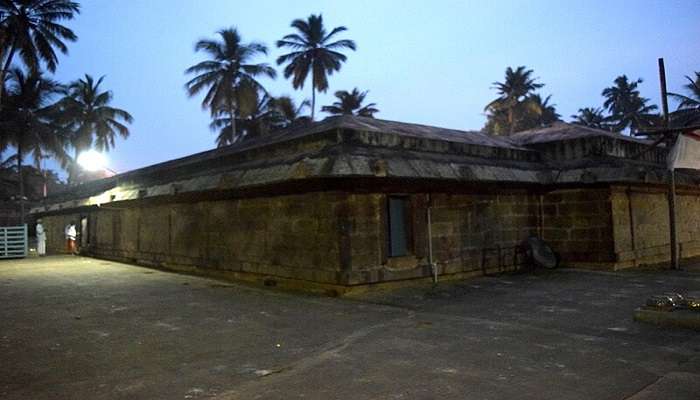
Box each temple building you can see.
[30,116,700,292]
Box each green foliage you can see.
[276,14,356,120]
[0,68,67,166]
[571,107,612,130]
[601,75,658,133]
[483,66,559,135]
[669,72,700,111]
[267,95,311,128]
[668,72,700,127]
[58,74,133,153]
[0,68,67,215]
[321,88,378,117]
[209,92,312,147]
[0,0,80,106]
[185,28,276,142]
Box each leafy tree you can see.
[0,0,80,107]
[601,75,658,133]
[209,89,273,146]
[267,95,310,128]
[0,68,66,221]
[276,14,356,120]
[484,66,547,134]
[185,28,276,140]
[571,107,611,130]
[525,93,560,127]
[668,72,700,127]
[56,74,132,180]
[669,71,700,110]
[210,93,314,146]
[321,88,378,117]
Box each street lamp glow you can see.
[77,150,108,172]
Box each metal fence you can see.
[0,225,28,259]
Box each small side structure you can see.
[30,117,700,289]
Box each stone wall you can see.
[339,191,541,285]
[339,189,618,284]
[39,185,700,287]
[42,192,345,286]
[541,188,615,265]
[611,186,700,267]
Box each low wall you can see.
[541,188,615,265]
[611,185,700,268]
[39,185,700,288]
[43,192,345,286]
[337,192,540,285]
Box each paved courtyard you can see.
[1,256,699,399]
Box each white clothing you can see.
[36,223,46,256]
[65,224,77,240]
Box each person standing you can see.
[65,222,77,255]
[36,219,46,256]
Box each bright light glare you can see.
[77,150,108,172]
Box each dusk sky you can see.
[46,0,700,175]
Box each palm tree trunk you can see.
[311,69,316,121]
[311,86,316,121]
[69,147,80,184]
[229,98,237,142]
[0,40,18,110]
[508,108,514,135]
[16,143,24,225]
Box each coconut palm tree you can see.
[668,72,700,127]
[185,28,276,140]
[485,66,544,134]
[0,68,66,222]
[669,72,700,110]
[276,14,356,120]
[57,74,133,180]
[0,0,80,107]
[525,94,560,126]
[267,95,310,128]
[602,75,658,133]
[59,74,133,152]
[321,88,378,117]
[209,89,274,146]
[571,107,611,130]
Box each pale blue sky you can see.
[44,0,700,174]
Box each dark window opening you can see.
[388,196,409,257]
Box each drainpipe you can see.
[427,193,438,283]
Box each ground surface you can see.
[1,256,699,400]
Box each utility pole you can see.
[659,58,679,270]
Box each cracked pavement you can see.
[1,256,699,399]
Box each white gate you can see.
[0,225,28,259]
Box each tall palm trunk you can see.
[0,40,18,109]
[16,143,24,224]
[508,108,514,135]
[310,69,316,121]
[229,97,236,142]
[69,147,80,184]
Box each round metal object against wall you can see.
[526,237,558,269]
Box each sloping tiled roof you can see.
[508,122,653,146]
[230,115,525,151]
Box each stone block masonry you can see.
[43,193,345,286]
[611,186,700,268]
[541,188,615,265]
[40,184,700,288]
